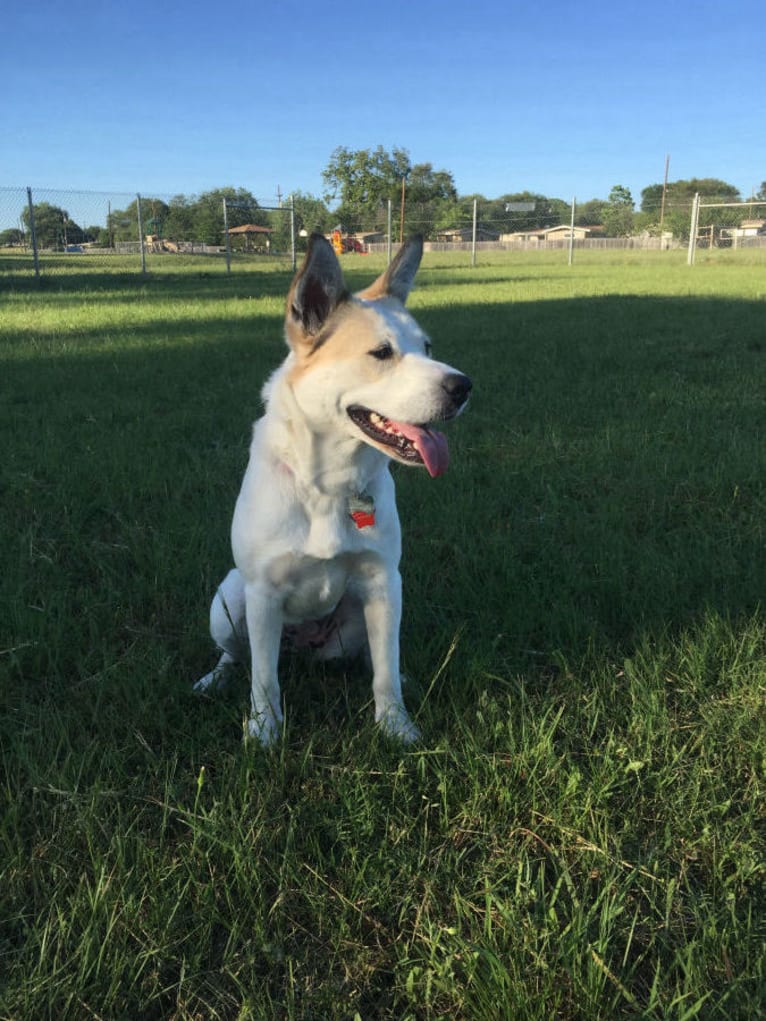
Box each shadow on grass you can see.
[0,254,297,302]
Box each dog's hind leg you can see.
[194,568,248,693]
[244,581,284,745]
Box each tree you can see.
[322,145,412,230]
[289,191,333,240]
[106,197,169,244]
[402,163,458,236]
[148,188,268,246]
[0,228,25,247]
[640,178,741,240]
[641,177,740,214]
[498,191,571,231]
[164,194,196,240]
[191,187,265,245]
[407,163,457,206]
[19,203,96,248]
[602,185,635,237]
[575,198,607,227]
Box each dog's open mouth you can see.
[348,405,449,477]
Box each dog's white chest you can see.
[304,500,348,560]
[267,551,350,622]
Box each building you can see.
[226,224,273,251]
[436,226,500,243]
[500,225,593,245]
[720,218,766,243]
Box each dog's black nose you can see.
[442,372,472,405]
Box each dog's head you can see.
[282,234,471,477]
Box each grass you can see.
[1,249,765,1019]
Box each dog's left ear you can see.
[357,234,423,304]
[286,234,348,350]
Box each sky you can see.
[5,0,765,209]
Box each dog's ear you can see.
[357,234,423,304]
[286,234,348,349]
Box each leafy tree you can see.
[640,178,741,240]
[602,185,635,237]
[407,163,457,205]
[0,228,25,246]
[575,198,607,227]
[322,145,412,231]
[20,203,99,248]
[500,193,570,232]
[435,192,569,237]
[113,188,267,246]
[640,177,740,214]
[403,163,459,237]
[164,194,196,240]
[289,191,333,240]
[192,187,265,245]
[20,202,82,249]
[106,198,169,244]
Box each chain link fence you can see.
[3,185,766,282]
[0,187,296,280]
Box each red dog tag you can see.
[350,509,376,529]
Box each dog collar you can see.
[349,491,375,529]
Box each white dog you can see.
[195,234,471,745]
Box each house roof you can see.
[227,224,273,234]
[437,225,500,238]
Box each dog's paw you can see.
[244,711,282,747]
[377,705,420,745]
[193,658,234,695]
[193,670,220,694]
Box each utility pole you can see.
[687,192,700,265]
[399,175,406,243]
[387,199,392,264]
[471,199,478,267]
[659,153,670,243]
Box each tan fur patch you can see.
[287,300,387,386]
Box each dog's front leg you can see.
[360,567,420,744]
[244,581,284,745]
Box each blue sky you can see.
[6,0,765,207]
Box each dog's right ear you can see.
[285,234,348,352]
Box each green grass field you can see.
[1,250,765,1019]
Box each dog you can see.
[195,234,471,745]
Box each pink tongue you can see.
[391,421,450,477]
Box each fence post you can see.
[386,199,392,264]
[687,192,700,265]
[26,187,40,281]
[568,196,576,266]
[136,194,147,274]
[223,197,231,274]
[290,197,296,272]
[471,198,477,267]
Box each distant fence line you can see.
[370,237,687,255]
[3,185,766,281]
[0,186,296,280]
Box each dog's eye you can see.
[370,343,395,361]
